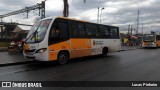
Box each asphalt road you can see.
[1,48,160,90]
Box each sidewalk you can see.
[120,46,141,51]
[0,52,30,66]
[0,47,7,52]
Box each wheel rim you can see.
[59,54,67,64]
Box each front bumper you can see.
[23,50,48,61]
[142,44,156,47]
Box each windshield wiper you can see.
[25,29,38,43]
[25,22,41,43]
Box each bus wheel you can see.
[102,47,108,56]
[58,52,68,65]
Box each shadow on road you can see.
[25,54,120,69]
[141,47,160,49]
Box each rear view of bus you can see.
[23,17,121,64]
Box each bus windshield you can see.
[143,34,155,42]
[26,19,52,43]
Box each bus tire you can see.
[102,47,108,56]
[57,51,68,65]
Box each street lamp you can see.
[142,23,144,35]
[100,7,105,23]
[97,7,99,23]
[151,26,154,33]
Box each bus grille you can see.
[25,49,36,52]
[24,49,36,54]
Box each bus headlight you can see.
[152,42,156,44]
[36,48,47,53]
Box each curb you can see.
[0,48,8,52]
[0,61,35,67]
[120,47,142,52]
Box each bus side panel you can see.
[91,39,104,55]
[91,39,121,55]
[70,39,92,58]
[107,39,121,52]
[156,40,160,47]
[48,40,70,61]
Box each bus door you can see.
[48,19,70,60]
[70,22,92,58]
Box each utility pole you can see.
[151,26,154,33]
[97,7,99,23]
[136,10,140,34]
[128,24,130,35]
[100,7,105,23]
[131,25,133,35]
[142,23,143,34]
[0,1,46,19]
[41,1,45,19]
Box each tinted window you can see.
[156,35,160,40]
[71,22,78,37]
[85,23,98,37]
[58,22,68,38]
[109,27,119,38]
[49,20,68,44]
[71,21,85,38]
[99,25,109,38]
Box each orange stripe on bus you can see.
[48,40,70,61]
[70,49,92,58]
[48,39,92,60]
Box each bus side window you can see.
[78,23,85,37]
[109,27,119,39]
[157,35,160,40]
[71,21,85,38]
[57,22,68,38]
[99,25,109,38]
[85,23,98,38]
[49,20,68,44]
[71,22,78,37]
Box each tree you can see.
[63,0,86,17]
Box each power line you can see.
[0,1,45,19]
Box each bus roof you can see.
[56,16,90,23]
[40,16,118,28]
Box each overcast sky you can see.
[0,0,160,34]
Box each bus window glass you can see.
[85,23,98,37]
[156,35,160,40]
[99,25,109,38]
[143,35,155,42]
[71,22,78,37]
[78,23,85,37]
[26,19,51,43]
[49,20,68,44]
[71,22,85,38]
[110,27,119,38]
[58,22,68,38]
